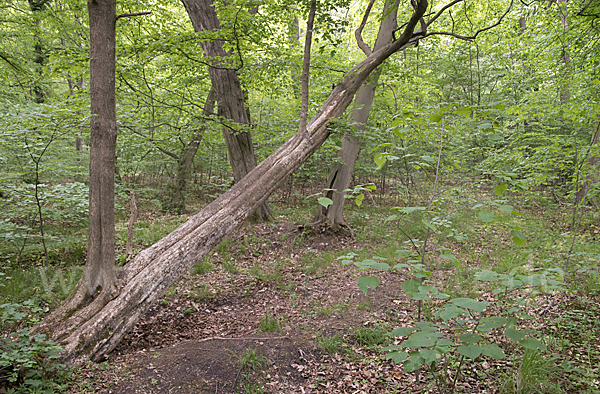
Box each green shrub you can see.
[0,301,70,393]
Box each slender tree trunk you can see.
[170,88,217,214]
[316,0,400,230]
[289,17,301,100]
[35,1,428,363]
[182,0,271,221]
[29,0,49,103]
[576,123,600,205]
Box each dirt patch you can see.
[112,331,319,394]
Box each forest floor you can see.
[61,189,600,394]
[69,223,421,393]
[2,181,599,394]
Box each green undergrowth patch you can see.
[190,260,213,276]
[351,325,391,348]
[259,311,283,332]
[231,348,270,394]
[316,334,349,355]
[0,265,81,306]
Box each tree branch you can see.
[0,52,20,71]
[423,0,513,41]
[355,0,376,56]
[124,126,180,160]
[116,11,151,21]
[426,0,464,28]
[576,0,594,16]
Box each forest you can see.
[0,0,599,392]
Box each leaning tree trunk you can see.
[35,2,427,364]
[170,88,217,214]
[182,0,271,221]
[316,0,400,231]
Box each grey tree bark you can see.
[169,88,217,214]
[315,0,400,231]
[35,1,429,364]
[56,0,119,315]
[182,0,271,221]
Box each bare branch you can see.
[0,52,20,71]
[424,0,513,41]
[426,0,463,28]
[576,0,594,16]
[124,126,180,160]
[355,0,376,56]
[116,11,151,21]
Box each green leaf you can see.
[369,262,390,272]
[511,230,526,247]
[402,336,435,349]
[450,298,488,313]
[478,210,495,223]
[374,152,386,169]
[355,193,365,207]
[422,218,437,231]
[475,270,498,281]
[395,206,426,214]
[458,345,482,359]
[391,327,413,336]
[435,338,454,353]
[438,304,465,321]
[481,344,506,359]
[402,279,421,295]
[420,349,439,366]
[477,316,507,331]
[386,351,409,363]
[501,278,523,288]
[430,114,443,123]
[505,327,525,342]
[519,338,547,350]
[459,333,482,344]
[403,353,424,372]
[440,253,458,262]
[318,197,333,208]
[498,204,513,214]
[357,275,379,295]
[455,107,472,117]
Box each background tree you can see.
[316,0,400,230]
[182,0,272,221]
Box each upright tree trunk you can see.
[182,0,271,221]
[170,88,217,214]
[87,0,117,297]
[29,0,49,103]
[56,0,118,316]
[35,1,428,363]
[558,0,571,103]
[316,0,400,230]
